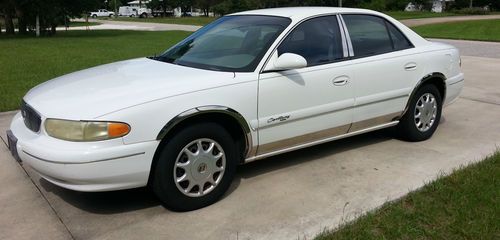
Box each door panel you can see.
[257,15,355,156]
[341,14,424,131]
[257,63,354,155]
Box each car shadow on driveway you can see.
[37,128,395,214]
[39,180,161,214]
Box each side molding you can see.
[401,72,446,117]
[156,106,254,159]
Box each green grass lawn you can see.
[110,16,217,26]
[385,11,459,20]
[0,30,190,112]
[412,19,500,42]
[316,151,500,240]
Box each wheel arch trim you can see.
[401,72,446,117]
[155,105,254,159]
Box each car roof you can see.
[230,7,382,20]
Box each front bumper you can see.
[9,112,159,192]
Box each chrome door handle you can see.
[332,76,349,86]
[404,62,417,71]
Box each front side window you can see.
[343,14,412,57]
[157,15,291,72]
[278,16,344,67]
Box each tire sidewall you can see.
[153,122,237,211]
[401,84,443,140]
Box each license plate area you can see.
[6,130,21,162]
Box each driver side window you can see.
[277,16,344,67]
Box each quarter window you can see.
[343,14,412,57]
[278,16,344,67]
[387,23,412,51]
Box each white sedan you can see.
[8,7,464,211]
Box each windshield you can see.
[155,15,291,72]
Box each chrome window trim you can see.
[338,14,354,57]
[259,13,348,74]
[336,14,349,58]
[339,13,416,60]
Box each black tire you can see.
[152,122,237,211]
[140,13,147,18]
[92,14,97,18]
[396,84,442,142]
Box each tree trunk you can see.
[50,24,57,35]
[4,11,15,34]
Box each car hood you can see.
[24,58,235,119]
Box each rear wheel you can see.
[152,122,237,211]
[92,14,97,18]
[396,84,442,141]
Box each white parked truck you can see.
[89,9,114,18]
[119,6,151,18]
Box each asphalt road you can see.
[1,42,500,239]
[400,14,500,27]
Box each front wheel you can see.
[396,84,442,142]
[152,122,237,211]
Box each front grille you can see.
[21,100,41,132]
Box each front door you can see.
[257,15,355,156]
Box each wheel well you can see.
[402,73,446,118]
[148,112,248,186]
[423,76,446,100]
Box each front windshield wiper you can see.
[148,55,177,64]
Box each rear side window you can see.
[387,23,412,51]
[278,16,343,66]
[343,14,412,57]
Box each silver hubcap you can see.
[414,93,437,132]
[174,138,226,197]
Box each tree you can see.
[0,0,15,34]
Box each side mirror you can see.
[267,53,307,71]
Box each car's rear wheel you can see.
[152,122,237,211]
[92,14,97,18]
[396,84,442,142]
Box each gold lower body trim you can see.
[246,112,402,163]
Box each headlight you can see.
[45,119,130,141]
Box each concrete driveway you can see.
[1,41,500,239]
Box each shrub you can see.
[452,7,490,15]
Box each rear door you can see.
[340,14,425,131]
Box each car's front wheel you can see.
[396,84,442,142]
[152,122,237,211]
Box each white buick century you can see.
[7,7,464,211]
